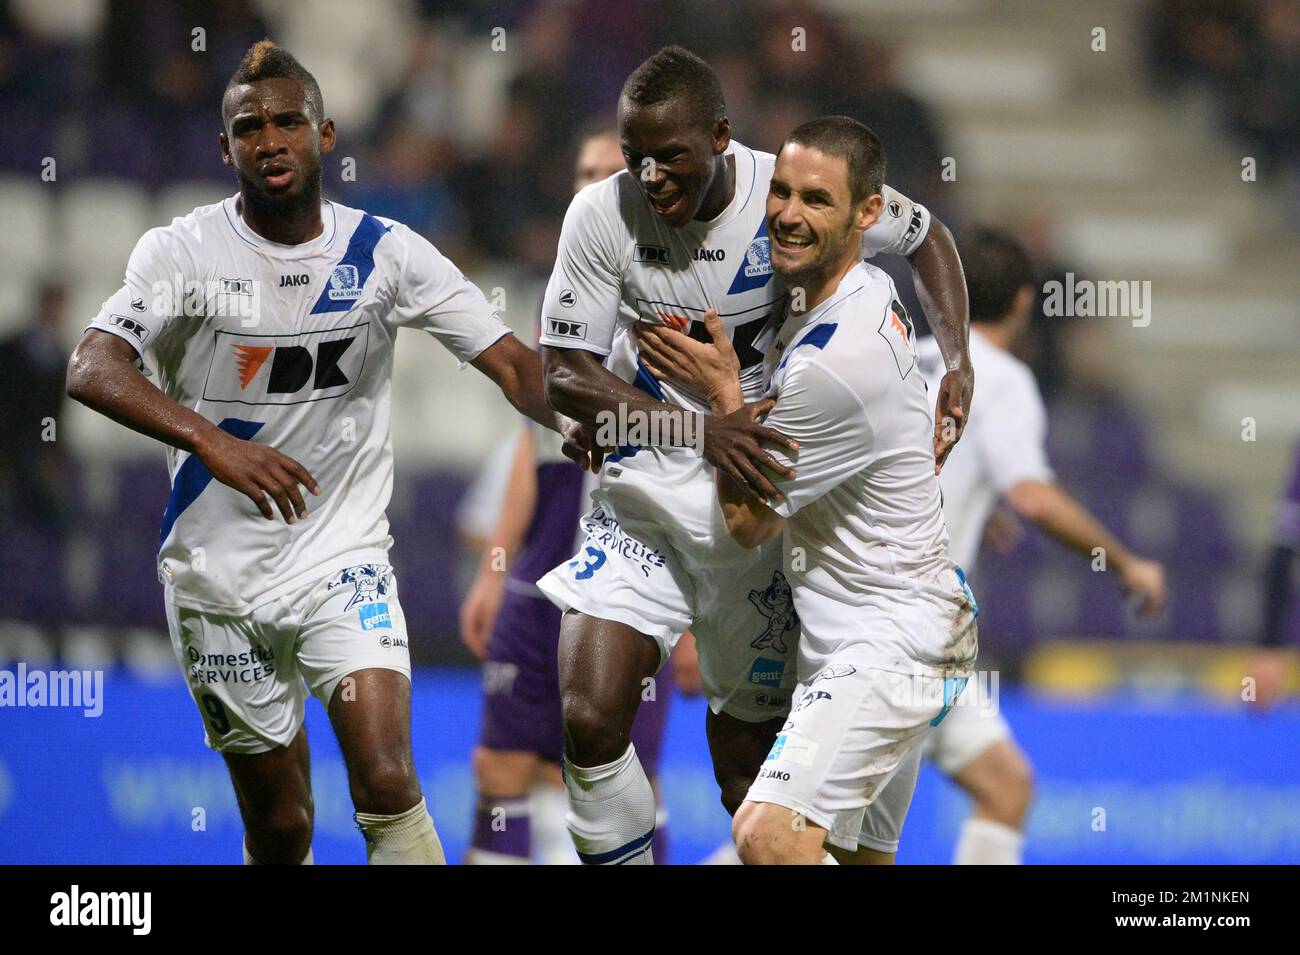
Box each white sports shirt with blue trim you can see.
[88,196,511,614]
[534,139,931,538]
[760,261,977,677]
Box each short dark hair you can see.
[962,227,1036,324]
[620,45,725,129]
[225,39,324,123]
[783,116,885,204]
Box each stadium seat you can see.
[59,179,153,289]
[156,181,229,226]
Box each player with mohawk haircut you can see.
[67,40,581,865]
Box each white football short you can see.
[920,689,1013,776]
[164,562,412,754]
[746,654,970,853]
[537,495,800,723]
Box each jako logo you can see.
[50,885,151,935]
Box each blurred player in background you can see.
[1249,441,1300,708]
[65,41,570,865]
[458,127,701,865]
[636,117,978,864]
[915,227,1167,864]
[538,47,973,864]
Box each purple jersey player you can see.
[457,128,702,863]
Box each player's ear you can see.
[318,118,336,155]
[857,192,884,234]
[712,116,730,155]
[219,131,232,167]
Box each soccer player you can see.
[65,41,573,865]
[458,126,695,865]
[635,116,977,864]
[537,46,973,864]
[914,227,1167,864]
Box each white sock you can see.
[354,797,446,865]
[531,783,580,865]
[243,838,313,865]
[564,744,656,865]
[464,848,531,865]
[954,817,1024,865]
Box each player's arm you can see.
[864,189,972,471]
[537,191,794,499]
[908,214,973,472]
[471,333,573,435]
[66,330,319,522]
[1004,479,1166,615]
[390,221,581,451]
[543,345,795,502]
[459,427,537,659]
[635,311,791,546]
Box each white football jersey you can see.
[917,329,1054,572]
[762,262,977,676]
[89,196,511,614]
[535,139,931,540]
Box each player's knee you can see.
[970,744,1035,827]
[561,691,630,766]
[349,755,421,815]
[247,799,313,863]
[998,747,1035,821]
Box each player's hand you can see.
[703,398,798,505]
[671,630,704,697]
[194,427,320,522]
[634,309,742,406]
[560,416,608,474]
[982,504,1024,555]
[459,570,506,660]
[1119,556,1167,617]
[1244,648,1291,711]
[933,360,973,474]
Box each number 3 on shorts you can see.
[571,546,607,581]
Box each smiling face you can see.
[766,141,881,285]
[220,77,334,207]
[617,97,729,228]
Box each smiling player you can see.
[536,47,973,865]
[66,41,570,865]
[635,116,978,864]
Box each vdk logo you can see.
[202,323,368,405]
[547,318,587,340]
